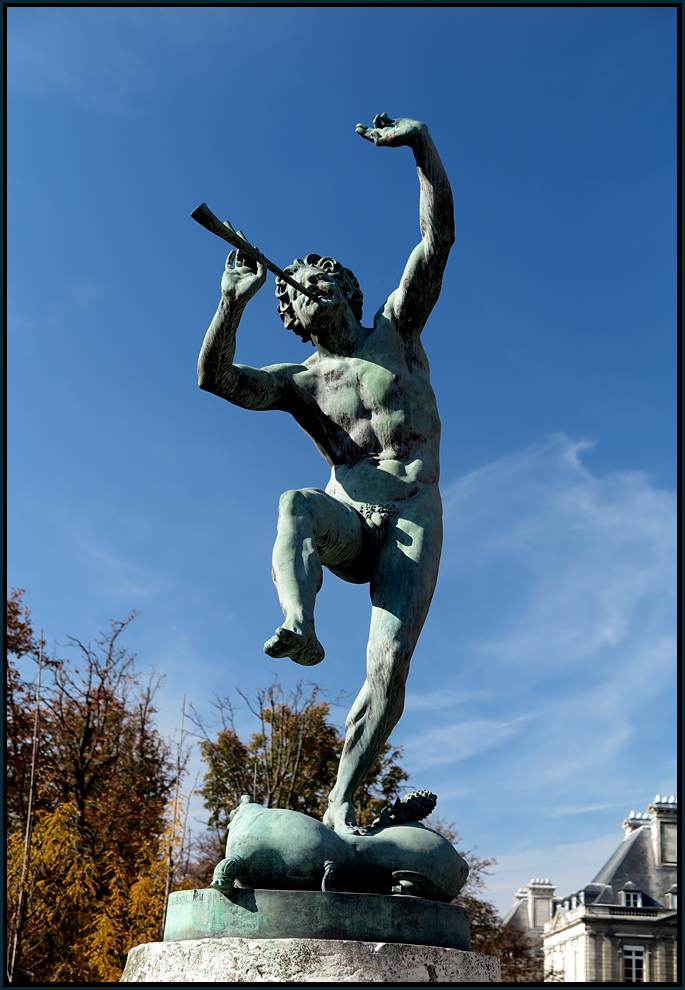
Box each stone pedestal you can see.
[120,936,501,983]
[120,887,501,983]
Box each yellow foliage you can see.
[6,604,181,984]
[6,800,184,983]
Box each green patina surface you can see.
[211,796,468,904]
[196,114,454,835]
[183,115,470,952]
[163,887,470,951]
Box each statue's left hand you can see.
[355,113,427,148]
[221,233,267,306]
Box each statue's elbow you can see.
[197,369,212,392]
[426,229,454,259]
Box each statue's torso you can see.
[290,320,441,506]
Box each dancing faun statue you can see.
[196,114,454,838]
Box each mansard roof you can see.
[591,823,645,885]
[501,897,528,929]
[588,823,676,907]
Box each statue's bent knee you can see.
[278,488,321,516]
[278,489,309,520]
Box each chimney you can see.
[646,795,677,866]
[622,809,651,836]
[526,878,555,930]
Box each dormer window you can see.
[665,884,677,910]
[620,882,642,908]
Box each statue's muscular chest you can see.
[294,353,409,452]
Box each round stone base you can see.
[163,887,470,950]
[120,936,501,983]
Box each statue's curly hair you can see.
[275,254,363,343]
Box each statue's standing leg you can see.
[264,488,367,667]
[323,487,443,833]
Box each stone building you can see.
[503,796,677,983]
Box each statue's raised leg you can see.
[264,488,368,667]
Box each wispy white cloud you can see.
[443,437,674,679]
[405,714,535,770]
[68,279,105,311]
[403,688,487,712]
[551,803,624,816]
[436,433,675,759]
[7,277,107,340]
[73,532,166,601]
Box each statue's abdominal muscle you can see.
[297,355,440,486]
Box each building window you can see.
[624,891,642,908]
[623,946,644,984]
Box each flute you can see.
[191,203,321,301]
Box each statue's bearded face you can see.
[290,266,349,335]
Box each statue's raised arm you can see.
[197,238,303,412]
[356,114,454,337]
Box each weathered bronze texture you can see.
[196,113,454,837]
[163,887,471,951]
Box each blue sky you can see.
[7,7,676,914]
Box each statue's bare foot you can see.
[323,802,371,836]
[263,626,325,667]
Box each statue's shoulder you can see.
[260,360,309,378]
[372,300,398,333]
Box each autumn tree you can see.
[427,816,544,983]
[6,595,180,984]
[6,589,50,832]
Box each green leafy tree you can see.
[197,681,343,824]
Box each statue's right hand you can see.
[221,232,267,304]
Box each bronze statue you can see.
[195,114,454,835]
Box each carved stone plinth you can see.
[120,936,501,983]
